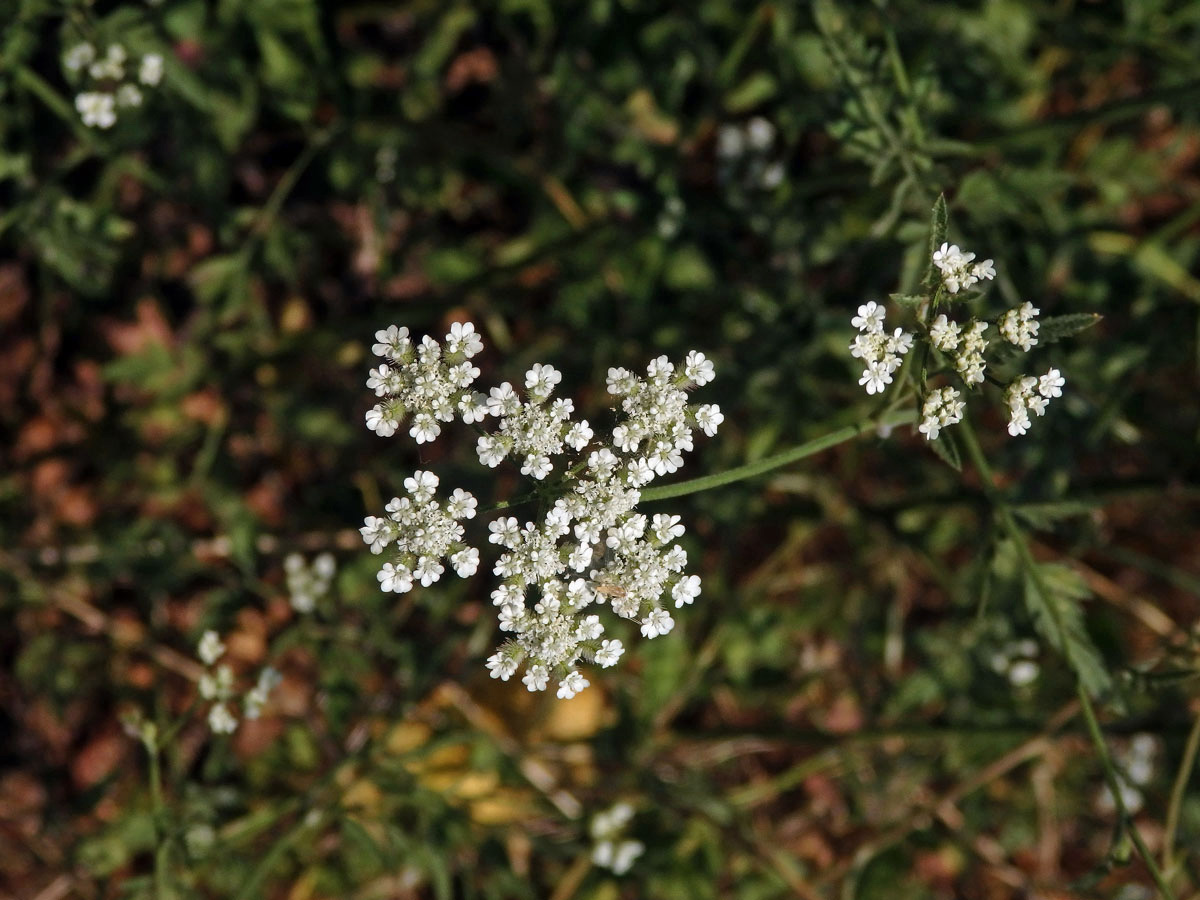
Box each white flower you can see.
[365,404,398,437]
[445,321,483,357]
[378,562,413,593]
[88,44,127,80]
[409,413,440,444]
[486,652,519,681]
[859,362,891,395]
[671,575,701,607]
[412,556,443,586]
[476,434,507,467]
[523,664,549,692]
[520,453,553,480]
[489,517,521,547]
[695,404,723,436]
[64,43,96,73]
[640,608,674,638]
[139,53,164,86]
[1038,368,1065,399]
[197,630,226,666]
[76,92,116,129]
[606,367,636,395]
[245,667,282,719]
[998,302,1040,351]
[929,314,961,352]
[372,325,410,358]
[918,387,965,442]
[556,670,590,699]
[651,514,685,544]
[746,116,775,150]
[207,703,238,735]
[851,301,886,333]
[525,363,562,398]
[447,488,477,519]
[565,420,593,451]
[404,470,439,502]
[451,547,480,578]
[114,83,142,107]
[595,639,624,667]
[684,350,716,385]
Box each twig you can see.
[1164,710,1200,880]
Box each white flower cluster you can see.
[1097,734,1158,816]
[849,243,1072,445]
[195,630,281,735]
[590,802,644,875]
[63,43,163,129]
[1003,368,1065,437]
[917,387,965,441]
[284,552,336,613]
[360,471,479,593]
[932,242,996,294]
[997,301,1040,351]
[850,302,914,395]
[361,323,722,698]
[366,323,483,443]
[716,116,785,190]
[988,638,1040,687]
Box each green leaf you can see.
[888,292,926,308]
[927,427,962,471]
[923,193,948,290]
[1012,500,1098,529]
[1022,559,1112,698]
[723,72,777,113]
[1037,313,1102,345]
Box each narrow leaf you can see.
[923,193,949,289]
[1037,313,1103,345]
[927,427,962,471]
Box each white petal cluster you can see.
[917,387,965,441]
[366,323,483,441]
[194,630,284,734]
[475,365,587,480]
[954,320,989,385]
[363,330,720,698]
[590,802,645,875]
[63,43,164,129]
[932,242,996,294]
[998,302,1040,351]
[849,302,913,395]
[284,552,336,613]
[360,471,478,593]
[1004,368,1064,436]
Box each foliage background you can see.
[1,0,1199,897]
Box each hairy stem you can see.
[958,418,1177,900]
[641,409,916,503]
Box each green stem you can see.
[1163,711,1200,879]
[641,409,916,503]
[958,419,1177,900]
[147,740,171,899]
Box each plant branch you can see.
[958,418,1177,900]
[640,409,916,503]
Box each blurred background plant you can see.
[1,0,1199,897]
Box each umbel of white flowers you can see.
[850,243,1067,442]
[361,322,722,699]
[63,42,164,129]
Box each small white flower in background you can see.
[998,302,1040,351]
[88,44,127,80]
[139,53,164,86]
[244,667,282,720]
[116,83,143,108]
[1004,368,1063,437]
[284,552,336,613]
[1097,734,1158,817]
[64,43,96,73]
[917,387,965,442]
[988,638,1039,687]
[207,703,238,735]
[76,92,117,129]
[745,116,775,151]
[197,630,226,666]
[590,802,644,875]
